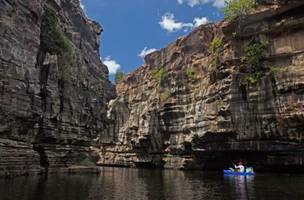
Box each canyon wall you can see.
[98,1,304,171]
[1,0,304,176]
[0,0,114,176]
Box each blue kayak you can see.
[223,170,255,176]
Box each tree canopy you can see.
[223,0,256,20]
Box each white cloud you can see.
[80,0,85,10]
[193,17,209,27]
[212,0,225,8]
[159,13,193,32]
[177,0,201,7]
[177,0,225,9]
[103,57,120,74]
[138,47,157,58]
[159,13,209,32]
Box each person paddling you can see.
[234,161,245,172]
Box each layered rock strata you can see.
[99,1,304,171]
[0,0,114,176]
[1,0,304,175]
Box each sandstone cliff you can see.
[1,0,304,176]
[99,1,304,171]
[0,0,115,176]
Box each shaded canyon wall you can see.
[0,0,115,176]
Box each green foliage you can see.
[115,70,124,84]
[245,72,263,85]
[241,40,267,69]
[209,37,224,72]
[208,59,217,72]
[241,40,268,84]
[152,66,165,86]
[210,37,223,55]
[223,0,256,20]
[41,7,74,85]
[41,7,72,56]
[186,68,198,82]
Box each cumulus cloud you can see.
[159,13,193,32]
[177,0,225,8]
[193,17,209,27]
[177,0,201,7]
[138,47,157,58]
[103,57,120,74]
[80,0,85,10]
[212,0,225,8]
[159,13,209,32]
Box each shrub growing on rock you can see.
[152,66,165,86]
[115,70,124,84]
[186,68,198,82]
[208,37,224,72]
[41,7,74,85]
[241,40,269,84]
[223,0,256,20]
[241,40,267,68]
[41,7,72,56]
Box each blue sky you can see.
[80,0,225,81]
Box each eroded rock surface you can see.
[0,0,114,176]
[1,0,304,175]
[99,1,304,171]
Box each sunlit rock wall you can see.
[99,1,304,171]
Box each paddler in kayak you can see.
[233,161,245,172]
[225,161,254,175]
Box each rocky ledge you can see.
[0,0,115,177]
[98,1,304,172]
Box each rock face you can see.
[0,0,114,176]
[1,0,304,176]
[99,1,304,171]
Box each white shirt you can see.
[236,165,245,172]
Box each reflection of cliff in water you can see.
[1,168,304,200]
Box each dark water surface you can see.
[0,167,304,200]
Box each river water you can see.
[0,167,303,200]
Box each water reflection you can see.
[0,168,304,200]
[224,175,255,200]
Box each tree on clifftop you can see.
[223,0,256,20]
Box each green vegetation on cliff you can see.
[241,40,268,84]
[115,70,124,84]
[223,0,256,20]
[41,7,72,57]
[186,68,198,82]
[152,66,165,86]
[210,37,223,55]
[209,37,224,72]
[241,40,267,68]
[41,7,74,84]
